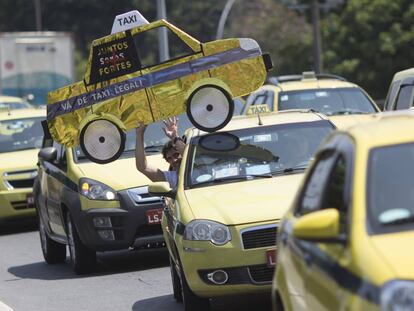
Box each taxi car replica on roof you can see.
[148,111,335,310]
[45,10,272,164]
[243,71,379,129]
[273,111,414,311]
[34,115,193,274]
[0,108,44,222]
[383,67,414,111]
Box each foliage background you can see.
[0,0,413,100]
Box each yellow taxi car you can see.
[273,110,414,311]
[0,108,45,223]
[149,111,335,310]
[383,67,414,111]
[0,95,33,111]
[244,71,380,129]
[46,10,272,164]
[34,114,192,274]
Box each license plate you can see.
[266,249,277,268]
[26,193,35,206]
[146,209,163,225]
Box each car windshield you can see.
[73,113,194,160]
[0,117,44,153]
[187,120,333,188]
[278,88,377,115]
[367,143,414,233]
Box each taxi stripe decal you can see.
[289,238,380,305]
[47,47,262,120]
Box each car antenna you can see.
[257,112,263,125]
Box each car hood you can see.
[0,149,38,172]
[183,174,303,225]
[370,231,414,279]
[328,114,376,129]
[77,154,169,191]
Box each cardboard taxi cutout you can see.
[46,10,273,164]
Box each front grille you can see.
[135,224,162,238]
[241,225,277,249]
[11,200,35,210]
[248,264,274,283]
[7,178,35,189]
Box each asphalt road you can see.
[0,222,271,311]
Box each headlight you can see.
[79,178,118,201]
[184,220,231,245]
[381,280,414,311]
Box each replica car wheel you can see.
[66,212,96,274]
[187,85,234,133]
[170,256,183,302]
[79,119,126,164]
[38,211,66,264]
[179,262,210,311]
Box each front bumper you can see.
[73,187,165,252]
[178,221,277,298]
[0,188,36,221]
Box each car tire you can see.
[38,212,66,264]
[66,212,96,274]
[169,256,183,302]
[187,85,234,133]
[179,263,210,311]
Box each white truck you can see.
[0,32,74,106]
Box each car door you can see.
[43,142,67,236]
[134,25,206,121]
[279,149,338,310]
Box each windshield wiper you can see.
[192,173,273,187]
[381,215,414,226]
[144,145,164,153]
[329,110,368,115]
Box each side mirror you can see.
[293,208,345,243]
[38,147,57,162]
[148,182,176,199]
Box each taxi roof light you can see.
[110,10,149,34]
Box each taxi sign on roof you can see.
[110,10,149,34]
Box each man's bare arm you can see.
[135,123,165,182]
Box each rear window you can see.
[278,88,377,115]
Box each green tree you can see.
[322,0,414,99]
[227,0,313,76]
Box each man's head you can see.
[162,141,182,170]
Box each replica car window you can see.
[73,113,192,161]
[278,88,376,115]
[0,116,43,153]
[367,143,414,234]
[395,85,414,110]
[133,26,194,68]
[187,120,333,188]
[296,151,337,216]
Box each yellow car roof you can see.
[275,79,358,92]
[343,110,414,148]
[0,108,46,120]
[0,95,27,103]
[188,110,330,138]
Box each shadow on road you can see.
[132,295,182,311]
[8,248,169,281]
[0,219,37,236]
[132,293,272,311]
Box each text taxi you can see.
[273,111,414,311]
[46,10,272,164]
[149,111,334,311]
